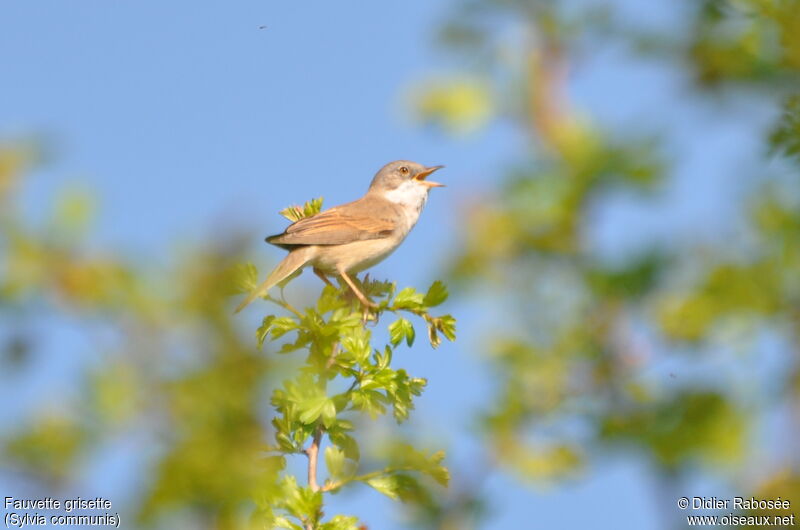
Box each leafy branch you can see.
[236,248,455,529]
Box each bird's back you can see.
[266,195,402,249]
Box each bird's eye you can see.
[399,166,409,175]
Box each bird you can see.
[234,160,444,313]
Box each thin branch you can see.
[265,293,304,319]
[345,376,360,394]
[306,426,323,493]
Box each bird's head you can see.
[368,160,445,195]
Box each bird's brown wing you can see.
[266,198,399,248]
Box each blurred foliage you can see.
[411,78,493,135]
[687,0,800,85]
[407,0,800,527]
[601,392,746,470]
[748,470,800,525]
[5,0,800,528]
[235,256,455,528]
[771,94,800,162]
[0,147,271,528]
[5,415,86,484]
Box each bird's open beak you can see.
[415,165,445,188]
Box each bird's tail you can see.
[234,247,312,313]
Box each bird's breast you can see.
[382,183,428,235]
[309,235,404,274]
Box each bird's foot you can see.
[361,307,377,325]
[361,302,381,325]
[338,271,380,321]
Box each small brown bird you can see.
[234,160,444,313]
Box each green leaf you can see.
[278,205,303,221]
[320,399,337,428]
[388,318,415,347]
[275,431,296,453]
[387,444,450,487]
[323,443,357,489]
[272,516,303,530]
[341,326,371,364]
[277,475,323,521]
[278,331,311,354]
[427,314,456,348]
[389,370,427,423]
[393,287,425,309]
[298,395,328,425]
[317,284,345,314]
[329,429,360,462]
[304,197,324,217]
[262,455,287,473]
[404,324,416,347]
[361,277,394,299]
[423,280,449,307]
[374,346,393,371]
[230,262,258,294]
[325,446,345,479]
[270,316,299,339]
[364,473,425,502]
[365,475,402,500]
[279,197,324,222]
[350,389,389,419]
[284,375,336,427]
[438,314,456,341]
[256,315,275,349]
[421,450,450,486]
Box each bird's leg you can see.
[313,267,335,288]
[338,270,378,309]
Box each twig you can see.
[305,426,323,492]
[265,294,304,319]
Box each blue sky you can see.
[0,1,776,528]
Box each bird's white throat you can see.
[382,180,429,223]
